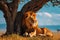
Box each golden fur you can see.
[22,11,38,37]
[37,28,53,37]
[30,27,53,37]
[22,11,38,28]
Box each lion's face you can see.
[23,11,38,28]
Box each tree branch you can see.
[20,0,49,14]
[0,1,11,18]
[4,0,20,21]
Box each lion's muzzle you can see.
[29,17,38,27]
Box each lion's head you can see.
[22,11,38,29]
[21,11,38,36]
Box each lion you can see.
[22,11,38,37]
[21,11,53,37]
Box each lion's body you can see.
[42,28,53,37]
[37,28,53,37]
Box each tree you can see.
[0,0,60,35]
[0,0,20,34]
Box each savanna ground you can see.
[0,32,60,40]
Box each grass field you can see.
[0,32,60,40]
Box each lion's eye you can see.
[33,15,35,16]
[24,14,28,18]
[30,13,32,15]
[25,15,28,18]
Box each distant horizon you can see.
[0,24,60,32]
[0,23,60,26]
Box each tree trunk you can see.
[0,4,15,34]
[14,12,23,34]
[0,0,20,34]
[4,16,14,34]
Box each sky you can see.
[0,0,60,26]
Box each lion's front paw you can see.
[23,32,28,37]
[29,30,36,37]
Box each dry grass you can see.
[53,32,60,40]
[0,32,60,40]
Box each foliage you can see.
[50,0,60,6]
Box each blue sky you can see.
[0,0,60,26]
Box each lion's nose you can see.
[31,18,34,23]
[32,20,35,23]
[29,17,34,23]
[30,17,37,23]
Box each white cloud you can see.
[36,12,52,18]
[44,12,52,18]
[57,14,60,16]
[36,12,60,25]
[54,14,60,16]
